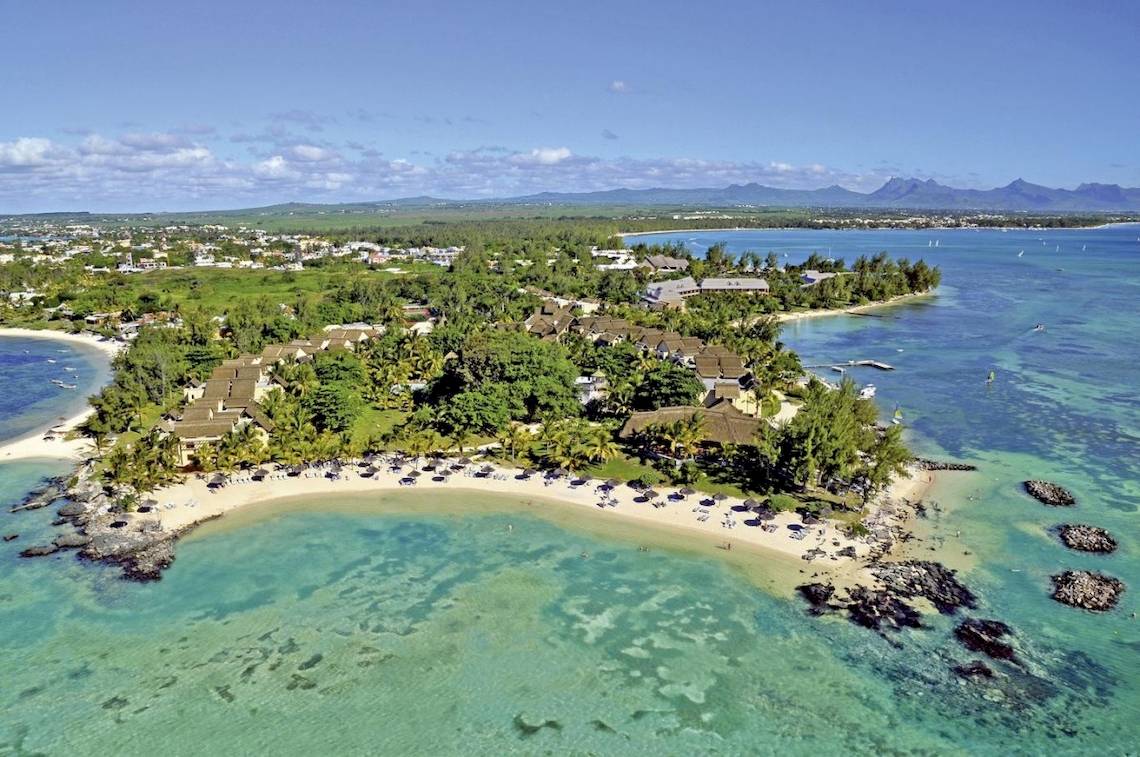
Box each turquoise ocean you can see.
[1,227,1137,754]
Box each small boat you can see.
[46,359,56,364]
[858,384,876,400]
[831,366,846,374]
[63,366,76,372]
[892,406,904,425]
[1018,250,1024,257]
[1034,324,1046,332]
[1082,244,1087,252]
[986,370,996,384]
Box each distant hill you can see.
[503,178,1140,212]
[4,178,1139,222]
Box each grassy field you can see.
[89,263,440,313]
[349,407,408,448]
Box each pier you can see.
[805,360,895,371]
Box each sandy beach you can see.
[775,290,934,323]
[0,327,122,461]
[142,458,934,570]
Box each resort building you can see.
[618,399,763,448]
[642,254,690,274]
[643,276,769,309]
[524,301,576,339]
[692,345,749,390]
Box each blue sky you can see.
[2,0,1137,211]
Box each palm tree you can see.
[193,443,219,472]
[260,387,291,421]
[498,425,534,462]
[273,359,318,398]
[450,426,473,456]
[581,427,620,464]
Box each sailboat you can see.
[935,240,940,247]
[986,370,996,385]
[1018,250,1024,258]
[1055,245,1060,252]
[1082,244,1087,252]
[892,405,904,425]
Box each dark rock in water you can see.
[914,458,977,472]
[952,660,995,679]
[1024,480,1075,506]
[79,515,179,581]
[2,533,17,542]
[19,544,58,557]
[872,560,977,614]
[53,532,91,549]
[513,713,563,737]
[1055,524,1117,554]
[954,618,1016,661]
[797,582,836,614]
[11,478,67,512]
[844,586,923,631]
[57,501,88,518]
[1051,571,1125,612]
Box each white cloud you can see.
[517,146,572,165]
[608,80,628,94]
[0,138,64,171]
[0,131,894,211]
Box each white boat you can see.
[1018,250,1024,257]
[46,359,56,364]
[831,366,846,374]
[858,384,877,400]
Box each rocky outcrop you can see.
[954,618,1016,661]
[2,533,17,542]
[914,458,977,472]
[1051,571,1125,612]
[844,586,923,631]
[796,583,836,615]
[53,532,91,549]
[872,560,977,614]
[19,544,58,557]
[79,516,177,581]
[1055,524,1117,554]
[952,660,995,679]
[1024,480,1075,507]
[9,478,67,512]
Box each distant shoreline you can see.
[0,328,121,461]
[620,221,1139,238]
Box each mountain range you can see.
[501,178,1140,212]
[4,178,1140,221]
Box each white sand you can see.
[775,291,934,323]
[0,328,122,461]
[148,459,933,567]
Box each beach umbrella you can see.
[208,473,227,488]
[743,498,761,510]
[142,498,159,508]
[553,468,568,477]
[679,487,696,497]
[459,457,473,465]
[523,468,537,477]
[253,468,270,480]
[643,489,660,499]
[713,493,728,502]
[607,479,621,488]
[407,470,421,478]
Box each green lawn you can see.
[349,407,408,447]
[80,263,441,314]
